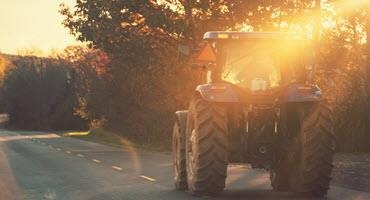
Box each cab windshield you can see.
[220,40,302,90]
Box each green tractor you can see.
[172,32,335,197]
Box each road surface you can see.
[0,129,368,200]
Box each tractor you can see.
[172,32,335,197]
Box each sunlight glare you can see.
[0,134,60,142]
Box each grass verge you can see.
[63,128,170,153]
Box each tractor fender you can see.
[283,83,322,103]
[196,83,239,103]
[174,111,188,135]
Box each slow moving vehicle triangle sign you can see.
[197,43,217,62]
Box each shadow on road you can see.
[158,189,329,200]
[217,189,328,200]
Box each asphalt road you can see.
[0,130,369,200]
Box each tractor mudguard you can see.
[175,111,188,131]
[196,83,239,103]
[283,83,322,103]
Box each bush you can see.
[0,55,86,130]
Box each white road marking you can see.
[48,145,53,148]
[92,159,101,163]
[66,151,71,154]
[140,175,156,182]
[77,154,84,158]
[112,166,123,171]
[56,148,61,151]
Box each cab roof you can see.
[203,31,301,40]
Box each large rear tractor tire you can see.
[173,112,188,190]
[186,95,228,196]
[272,101,335,197]
[291,101,335,197]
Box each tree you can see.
[366,6,370,78]
[59,1,254,142]
[57,0,335,144]
[58,46,110,128]
[1,55,86,130]
[59,0,370,151]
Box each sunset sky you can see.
[0,0,79,55]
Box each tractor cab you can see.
[196,31,318,104]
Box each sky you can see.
[0,0,79,55]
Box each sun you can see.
[322,19,336,29]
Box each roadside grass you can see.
[63,128,170,153]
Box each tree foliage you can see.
[57,0,370,151]
[0,55,86,130]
